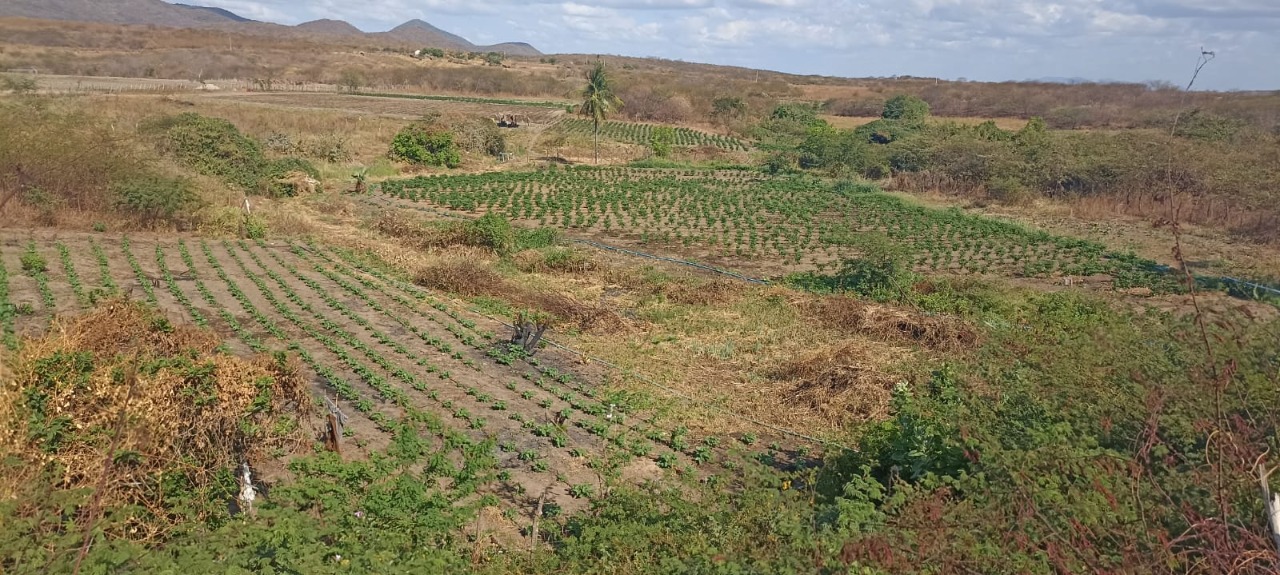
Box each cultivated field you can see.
[370,167,1175,287]
[550,118,749,151]
[0,231,815,514]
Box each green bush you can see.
[1174,109,1250,142]
[146,113,315,196]
[112,174,202,224]
[20,249,47,275]
[390,124,461,168]
[650,126,675,158]
[881,94,931,125]
[465,213,516,254]
[833,233,917,301]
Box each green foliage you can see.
[770,102,823,124]
[466,213,516,254]
[19,247,47,275]
[112,174,203,224]
[390,124,462,168]
[1174,109,1250,142]
[146,113,316,196]
[832,233,917,301]
[880,94,931,124]
[649,126,675,158]
[710,96,747,124]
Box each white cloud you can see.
[167,0,1280,89]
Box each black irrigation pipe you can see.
[1146,263,1280,302]
[564,239,770,285]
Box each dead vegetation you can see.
[0,300,315,537]
[804,295,980,351]
[770,341,901,427]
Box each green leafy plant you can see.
[390,123,461,168]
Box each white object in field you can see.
[243,197,252,215]
[240,462,257,517]
[1259,460,1280,555]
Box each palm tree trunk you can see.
[593,120,600,165]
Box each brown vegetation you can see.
[0,300,314,537]
[770,341,900,426]
[805,295,980,352]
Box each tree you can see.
[579,60,622,165]
[339,70,364,93]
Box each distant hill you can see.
[379,19,472,50]
[295,19,364,37]
[0,0,240,26]
[0,0,541,55]
[172,3,253,23]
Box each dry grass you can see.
[804,295,980,352]
[413,255,507,296]
[0,299,315,537]
[770,341,901,427]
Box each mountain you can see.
[377,20,542,56]
[485,42,541,57]
[0,1,542,55]
[0,0,243,26]
[295,19,365,37]
[379,19,472,50]
[173,4,253,23]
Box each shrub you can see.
[834,233,916,301]
[0,98,147,217]
[650,126,675,158]
[146,113,315,197]
[1,75,37,94]
[1173,109,1250,142]
[390,124,461,168]
[881,94,931,125]
[146,113,264,190]
[263,158,321,197]
[452,118,506,157]
[466,213,516,254]
[986,177,1035,206]
[112,174,202,225]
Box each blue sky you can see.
[173,0,1280,90]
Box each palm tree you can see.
[579,60,622,165]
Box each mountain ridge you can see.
[0,0,541,55]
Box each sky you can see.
[173,0,1280,90]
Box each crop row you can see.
[297,241,814,473]
[0,246,15,349]
[378,168,1168,280]
[553,118,749,151]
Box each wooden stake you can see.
[326,413,342,456]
